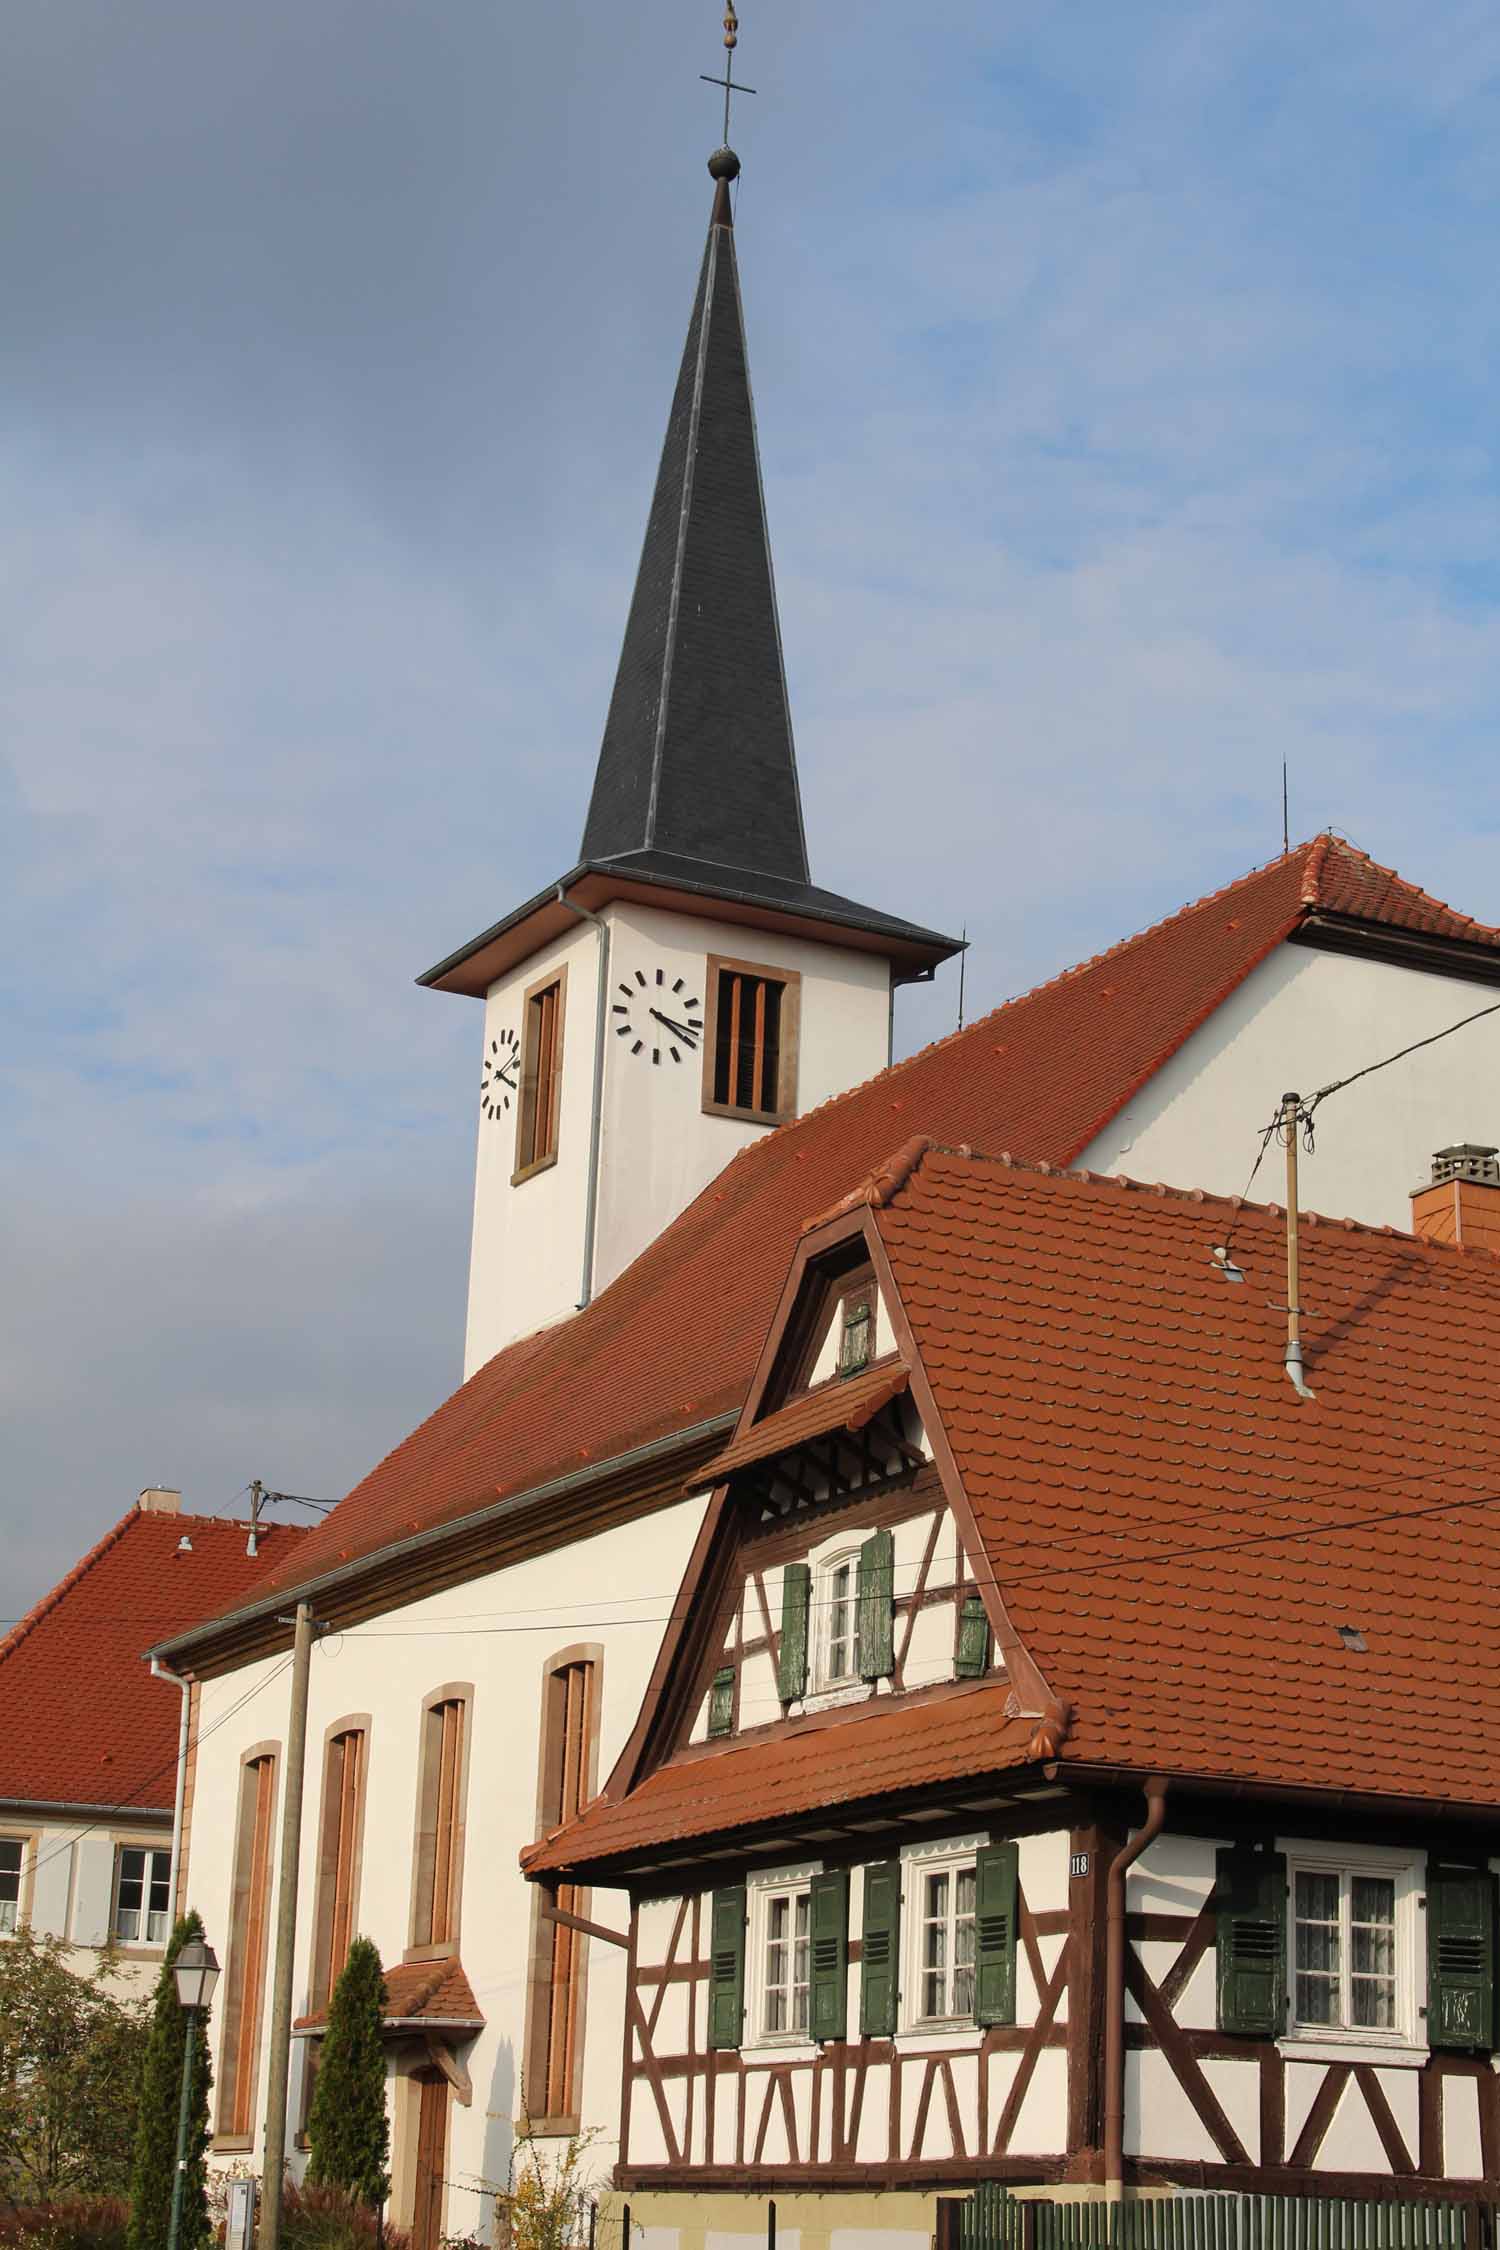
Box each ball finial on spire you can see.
[723,7,739,51]
[708,146,741,182]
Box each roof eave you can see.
[149,1409,738,1671]
[417,862,962,998]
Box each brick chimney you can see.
[137,1486,183,1514]
[1411,1146,1500,1253]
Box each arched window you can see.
[524,1647,602,2129]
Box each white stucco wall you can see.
[1080,942,1500,1230]
[186,1492,708,2243]
[0,1808,176,1996]
[463,899,892,1377]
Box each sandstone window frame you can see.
[406,1686,473,1962]
[522,1644,603,2136]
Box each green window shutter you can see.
[1214,1847,1286,2036]
[955,1595,991,1679]
[974,1840,1019,2026]
[707,1666,735,1739]
[856,1529,895,1681]
[1428,1861,1496,2052]
[707,1885,747,2050]
[860,1859,902,2036]
[809,1869,849,2042]
[778,1563,811,1703]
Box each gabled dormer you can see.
[525,1143,1060,1883]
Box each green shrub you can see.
[305,1940,390,2211]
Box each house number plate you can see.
[1070,1852,1091,1878]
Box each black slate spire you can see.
[581,149,810,886]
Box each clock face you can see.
[480,1027,520,1119]
[613,966,705,1066]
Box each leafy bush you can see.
[280,2183,409,2250]
[0,1931,148,2203]
[0,2198,129,2250]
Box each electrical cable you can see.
[1304,995,1500,1121]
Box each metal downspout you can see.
[557,887,610,1310]
[1103,1775,1170,2197]
[150,1656,192,1914]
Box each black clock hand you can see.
[650,1007,700,1047]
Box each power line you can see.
[1304,995,1500,1121]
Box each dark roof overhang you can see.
[418,853,963,998]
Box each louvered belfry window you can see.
[517,975,564,1174]
[705,956,799,1123]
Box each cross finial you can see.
[701,5,756,152]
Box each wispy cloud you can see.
[3,0,1498,1610]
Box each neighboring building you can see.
[0,1489,304,1991]
[523,1142,1500,2235]
[152,136,1500,2250]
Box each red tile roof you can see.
[524,1686,1036,1873]
[877,1152,1500,1810]
[239,836,1500,1613]
[694,1357,909,1485]
[526,1150,1500,1872]
[295,1956,483,2034]
[0,1508,307,1812]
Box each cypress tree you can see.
[306,1937,391,2210]
[126,1910,214,2250]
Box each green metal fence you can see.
[955,2188,1488,2250]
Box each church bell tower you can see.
[420,132,961,1379]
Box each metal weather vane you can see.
[701,6,756,146]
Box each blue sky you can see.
[4,0,1499,1614]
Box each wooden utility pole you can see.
[259,1599,316,2250]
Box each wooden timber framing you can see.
[608,1792,1500,2198]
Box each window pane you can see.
[793,1894,810,2032]
[1350,1877,1396,2027]
[0,1839,21,1907]
[1295,1869,1342,2027]
[115,1847,146,1941]
[954,1867,977,2017]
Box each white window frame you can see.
[0,1836,24,1934]
[796,1531,871,1711]
[113,1842,173,1949]
[745,1860,820,2052]
[1279,1839,1425,2063]
[899,1831,986,2038]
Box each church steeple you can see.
[581,147,809,889]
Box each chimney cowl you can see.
[1429,1144,1500,1188]
[138,1486,183,1514]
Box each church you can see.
[154,98,1500,2250]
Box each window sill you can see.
[1277,2035,1428,2070]
[212,2134,254,2154]
[519,2114,580,2140]
[510,1150,559,1189]
[895,2022,986,2052]
[701,1097,794,1128]
[744,2037,820,2064]
[403,1940,458,1965]
[800,1682,872,1716]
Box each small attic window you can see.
[838,1296,874,1378]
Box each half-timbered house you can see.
[523,1142,1500,2243]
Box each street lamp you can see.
[168,1937,221,2250]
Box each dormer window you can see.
[838,1296,873,1378]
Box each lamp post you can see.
[167,1937,221,2250]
